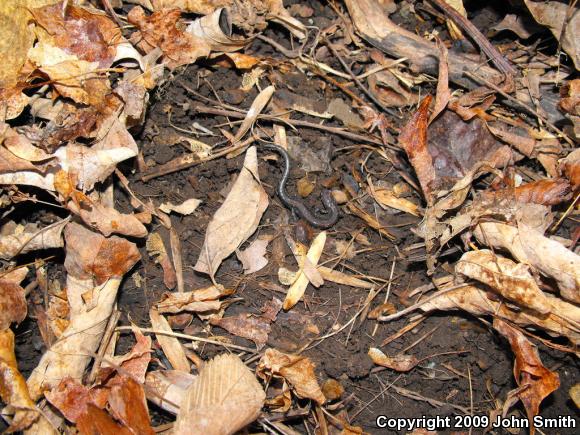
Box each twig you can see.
[87,309,121,384]
[428,0,516,77]
[326,42,398,116]
[115,326,257,353]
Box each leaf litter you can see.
[0,0,578,433]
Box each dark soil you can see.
[9,1,578,434]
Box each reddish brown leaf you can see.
[0,271,27,330]
[64,222,141,285]
[484,179,572,206]
[108,377,155,435]
[77,404,133,435]
[31,1,122,68]
[399,95,435,204]
[128,7,209,69]
[44,378,96,423]
[494,319,560,434]
[210,313,270,349]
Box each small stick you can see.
[88,309,121,384]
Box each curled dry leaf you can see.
[399,96,435,204]
[186,8,248,53]
[411,285,580,346]
[560,148,580,191]
[474,222,580,304]
[76,404,133,435]
[370,186,421,217]
[45,378,103,423]
[69,199,148,238]
[128,6,210,69]
[145,369,195,415]
[0,329,39,432]
[157,285,232,314]
[429,38,450,124]
[27,223,140,399]
[257,348,326,404]
[150,309,190,372]
[368,348,419,372]
[0,220,66,260]
[194,146,268,278]
[236,235,272,274]
[456,250,551,315]
[494,319,560,434]
[233,85,275,142]
[482,179,572,206]
[0,266,28,330]
[283,231,326,310]
[174,353,265,435]
[103,328,152,384]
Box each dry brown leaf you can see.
[257,348,325,404]
[104,328,152,384]
[494,319,560,434]
[27,223,140,399]
[128,6,210,69]
[149,0,230,14]
[370,186,421,217]
[146,232,177,289]
[0,122,52,162]
[523,0,579,69]
[236,235,272,274]
[368,347,419,372]
[399,96,435,204]
[560,148,580,191]
[322,379,344,401]
[0,329,39,432]
[186,8,248,53]
[210,313,270,349]
[474,222,580,304]
[0,220,66,260]
[157,285,232,314]
[69,199,148,238]
[30,1,122,68]
[0,1,33,90]
[150,308,190,372]
[107,377,155,435]
[194,146,268,278]
[0,266,28,330]
[174,353,265,435]
[318,266,375,290]
[456,250,551,315]
[570,383,580,409]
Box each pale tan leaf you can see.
[157,285,232,314]
[233,86,275,142]
[318,266,375,289]
[371,187,421,216]
[186,8,248,52]
[174,353,265,435]
[145,370,195,415]
[456,250,551,315]
[194,146,269,278]
[257,348,325,404]
[236,235,272,274]
[368,348,419,372]
[474,222,580,304]
[284,231,326,310]
[0,220,66,260]
[150,308,190,372]
[159,198,201,215]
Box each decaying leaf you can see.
[0,329,39,432]
[257,348,326,404]
[194,146,268,278]
[0,266,28,330]
[494,319,560,434]
[157,285,232,314]
[482,179,572,206]
[145,369,195,415]
[210,312,270,349]
[107,377,155,435]
[103,328,152,384]
[456,250,551,315]
[45,378,98,423]
[27,223,140,399]
[368,348,419,372]
[174,353,265,435]
[233,85,275,142]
